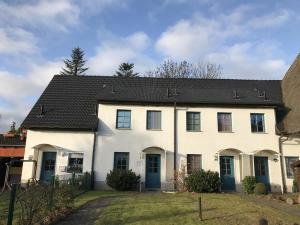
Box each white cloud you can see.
[249,9,291,29]
[205,43,288,79]
[155,7,291,78]
[0,0,80,31]
[77,0,130,13]
[0,61,62,132]
[89,32,156,75]
[0,28,38,55]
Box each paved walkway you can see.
[55,198,112,225]
[241,194,300,218]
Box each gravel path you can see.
[241,194,300,218]
[55,198,112,225]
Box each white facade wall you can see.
[21,130,94,183]
[94,103,283,192]
[21,104,299,192]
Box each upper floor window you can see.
[251,113,265,133]
[114,152,129,172]
[187,154,202,174]
[217,113,232,132]
[186,112,201,131]
[68,153,83,173]
[147,111,161,130]
[285,157,299,178]
[116,110,131,129]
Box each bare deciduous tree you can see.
[146,60,222,79]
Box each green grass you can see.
[94,192,300,225]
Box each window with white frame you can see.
[68,153,83,173]
[251,113,265,133]
[285,157,299,178]
[217,113,232,132]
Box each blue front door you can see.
[220,156,235,191]
[40,152,56,182]
[254,156,270,191]
[146,154,161,189]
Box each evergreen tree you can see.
[60,47,88,76]
[8,121,16,134]
[114,63,139,77]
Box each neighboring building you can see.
[278,54,300,192]
[20,54,300,192]
[0,134,26,187]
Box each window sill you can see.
[251,132,268,134]
[116,128,131,130]
[218,131,234,133]
[146,129,162,131]
[186,130,202,132]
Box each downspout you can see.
[91,131,97,190]
[174,101,177,191]
[91,103,99,190]
[279,135,288,193]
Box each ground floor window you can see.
[187,154,202,174]
[68,153,83,173]
[285,157,299,178]
[114,152,129,172]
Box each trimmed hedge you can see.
[106,169,141,191]
[185,169,221,193]
[254,183,266,195]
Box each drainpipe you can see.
[174,101,177,191]
[91,103,99,190]
[279,135,288,193]
[91,131,97,190]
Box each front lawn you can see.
[94,192,300,225]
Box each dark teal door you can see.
[146,154,161,189]
[40,152,56,182]
[220,156,235,191]
[254,157,270,191]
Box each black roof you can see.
[22,75,283,130]
[0,135,26,147]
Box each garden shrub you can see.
[106,170,141,191]
[185,169,221,193]
[16,183,50,225]
[242,176,256,194]
[54,183,74,210]
[254,183,266,195]
[292,180,299,193]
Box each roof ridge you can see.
[53,74,280,82]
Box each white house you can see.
[21,55,300,192]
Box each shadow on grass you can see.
[203,210,257,221]
[99,208,197,225]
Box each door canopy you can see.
[217,148,243,155]
[252,149,279,155]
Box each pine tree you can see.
[60,47,88,76]
[9,121,16,134]
[114,63,139,77]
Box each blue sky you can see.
[0,0,299,132]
